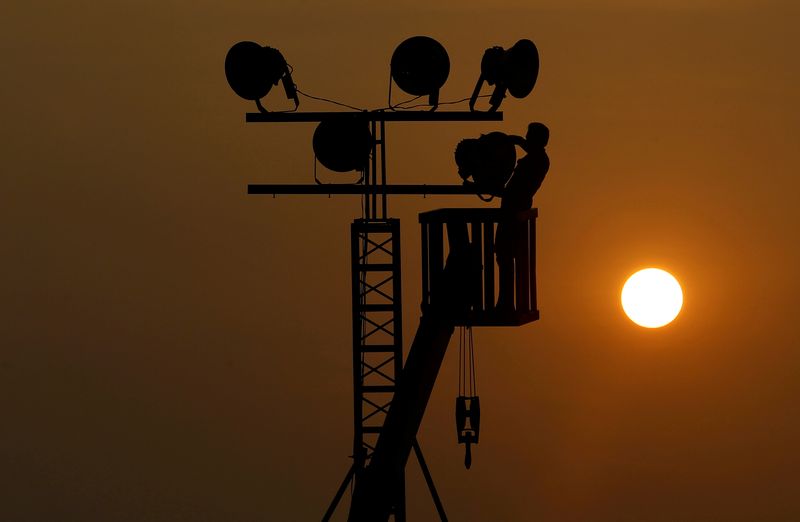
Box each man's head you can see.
[526,122,549,147]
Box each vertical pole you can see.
[529,212,537,312]
[483,221,495,311]
[351,222,364,471]
[380,119,388,219]
[470,220,483,312]
[516,214,530,313]
[364,160,371,220]
[420,221,429,314]
[371,120,378,219]
[391,219,405,520]
[429,222,443,311]
[391,219,403,384]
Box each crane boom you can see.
[348,315,455,521]
[348,237,472,521]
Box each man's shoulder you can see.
[518,148,548,166]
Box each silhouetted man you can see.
[495,122,550,310]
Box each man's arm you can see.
[462,179,504,198]
[508,135,529,153]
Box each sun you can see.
[621,268,683,328]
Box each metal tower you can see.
[224,28,546,522]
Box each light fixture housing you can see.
[312,120,372,173]
[390,36,450,110]
[454,132,517,194]
[469,39,539,112]
[224,41,299,112]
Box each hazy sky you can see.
[2,1,799,520]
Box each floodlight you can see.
[312,120,372,173]
[224,41,299,111]
[390,36,450,110]
[454,132,516,194]
[469,39,539,112]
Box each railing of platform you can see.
[419,208,539,327]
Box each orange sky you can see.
[2,1,799,520]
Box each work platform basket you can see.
[419,208,539,327]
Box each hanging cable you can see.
[458,327,463,397]
[386,68,393,109]
[469,327,477,397]
[297,84,488,113]
[456,326,480,469]
[392,94,492,111]
[296,88,366,111]
[457,326,478,398]
[383,68,426,111]
[389,95,424,110]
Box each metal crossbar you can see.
[361,236,393,259]
[362,397,392,422]
[362,357,395,381]
[361,316,394,338]
[361,276,394,302]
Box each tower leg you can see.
[413,440,448,521]
[322,465,356,522]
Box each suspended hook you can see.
[456,326,480,469]
[456,395,480,469]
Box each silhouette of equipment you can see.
[227,34,544,521]
[390,36,450,110]
[456,326,480,470]
[346,210,538,521]
[455,132,517,197]
[313,119,372,172]
[224,41,299,112]
[456,396,480,469]
[469,39,539,112]
[420,209,539,326]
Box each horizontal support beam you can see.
[247,184,490,196]
[245,111,503,123]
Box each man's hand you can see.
[509,134,529,152]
